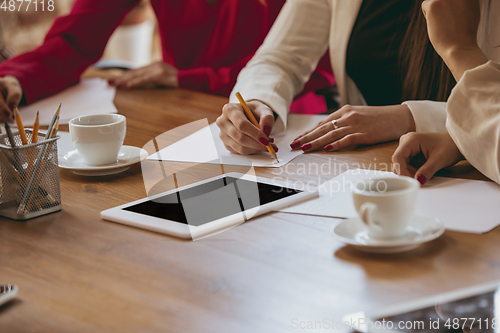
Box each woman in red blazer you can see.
[0,0,334,121]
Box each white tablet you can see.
[101,172,318,240]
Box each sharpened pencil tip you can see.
[54,103,62,117]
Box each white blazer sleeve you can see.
[402,100,447,133]
[229,0,331,134]
[446,61,500,184]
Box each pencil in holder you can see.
[0,129,62,220]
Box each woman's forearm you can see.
[443,46,489,81]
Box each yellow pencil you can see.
[32,111,39,143]
[235,92,279,163]
[13,107,28,145]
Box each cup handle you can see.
[359,202,382,231]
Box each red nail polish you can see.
[108,79,115,85]
[324,145,333,151]
[269,138,274,143]
[301,143,312,151]
[120,83,128,89]
[259,137,269,145]
[417,174,427,185]
[263,125,271,136]
[273,146,279,152]
[290,140,301,150]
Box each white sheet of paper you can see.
[147,114,327,168]
[281,169,500,234]
[19,78,117,125]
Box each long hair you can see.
[400,0,456,102]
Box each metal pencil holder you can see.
[0,129,61,220]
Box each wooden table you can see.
[0,87,499,333]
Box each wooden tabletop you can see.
[0,86,499,333]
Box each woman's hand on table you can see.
[216,100,278,155]
[421,0,487,80]
[392,132,464,185]
[108,61,179,89]
[0,75,23,122]
[290,104,416,152]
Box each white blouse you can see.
[229,0,498,136]
[446,0,500,184]
[447,62,500,183]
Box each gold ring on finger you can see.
[331,119,339,130]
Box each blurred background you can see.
[0,0,160,67]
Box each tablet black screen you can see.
[123,177,301,226]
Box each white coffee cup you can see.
[352,177,420,239]
[69,114,126,166]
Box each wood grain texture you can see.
[0,84,498,332]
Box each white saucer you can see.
[331,215,445,253]
[57,132,145,176]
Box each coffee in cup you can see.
[69,114,126,166]
[352,177,420,239]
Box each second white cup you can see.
[352,177,420,239]
[69,114,126,166]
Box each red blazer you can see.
[0,0,335,113]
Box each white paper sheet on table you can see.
[281,169,500,234]
[19,78,117,125]
[147,114,327,168]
